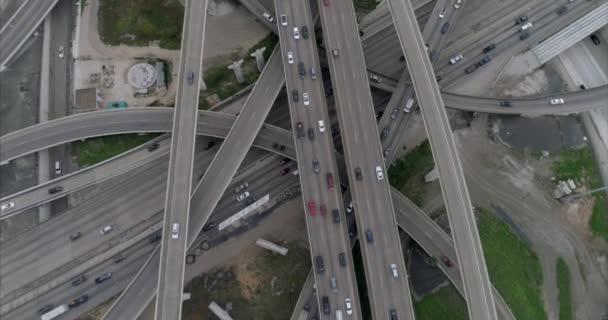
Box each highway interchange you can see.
[0,0,607,319]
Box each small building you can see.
[74,88,99,112]
[156,61,166,88]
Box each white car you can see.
[293,27,300,39]
[262,12,274,23]
[58,46,64,58]
[1,202,15,211]
[403,98,414,113]
[449,54,463,65]
[438,8,446,19]
[375,166,384,180]
[280,14,287,26]
[550,98,564,105]
[303,92,310,106]
[390,263,399,278]
[237,191,250,202]
[346,202,353,213]
[454,0,462,8]
[171,223,179,239]
[287,52,294,64]
[318,120,325,133]
[345,299,353,315]
[100,224,114,235]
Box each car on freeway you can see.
[303,92,310,105]
[556,6,567,15]
[390,309,399,320]
[318,120,325,132]
[149,232,161,243]
[345,299,353,315]
[519,22,533,32]
[428,49,438,62]
[449,54,463,65]
[515,15,528,25]
[354,167,363,181]
[327,173,335,190]
[293,27,300,39]
[375,166,384,180]
[234,182,248,193]
[310,66,317,80]
[279,157,291,165]
[320,204,327,216]
[280,167,291,176]
[38,304,54,315]
[322,296,330,315]
[520,32,530,40]
[312,159,320,173]
[315,256,324,273]
[48,186,63,194]
[287,52,294,64]
[500,100,512,107]
[454,0,462,8]
[403,98,414,112]
[441,22,449,34]
[291,89,299,102]
[95,272,113,284]
[323,0,330,6]
[171,223,179,239]
[262,12,273,22]
[438,8,446,18]
[441,255,453,267]
[1,202,15,211]
[308,200,317,216]
[332,209,340,223]
[550,98,564,105]
[365,229,374,243]
[298,62,306,78]
[390,107,399,119]
[590,34,600,45]
[280,14,287,26]
[55,161,62,175]
[383,148,391,158]
[113,255,126,264]
[483,43,496,53]
[465,64,478,74]
[339,252,347,266]
[308,128,315,141]
[100,224,113,235]
[330,276,337,292]
[236,191,250,201]
[69,295,88,308]
[187,71,195,85]
[70,231,82,241]
[346,202,353,213]
[332,48,339,57]
[301,26,309,39]
[203,221,216,232]
[390,263,399,278]
[579,84,586,90]
[71,274,87,286]
[381,127,390,139]
[147,142,160,151]
[296,122,305,139]
[370,74,382,83]
[58,45,64,58]
[244,196,256,206]
[479,55,492,65]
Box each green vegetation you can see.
[553,146,607,240]
[388,140,435,206]
[72,133,160,167]
[477,207,546,320]
[352,241,372,319]
[200,33,279,109]
[414,285,467,320]
[98,0,184,49]
[183,242,310,319]
[556,258,573,320]
[353,0,379,11]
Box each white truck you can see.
[41,304,69,320]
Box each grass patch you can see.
[388,140,435,206]
[72,133,160,167]
[556,258,573,320]
[98,0,184,49]
[414,284,467,320]
[353,0,379,11]
[552,146,607,240]
[477,207,546,320]
[183,242,310,319]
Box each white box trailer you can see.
[41,305,69,320]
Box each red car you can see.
[326,173,335,191]
[323,0,330,6]
[308,200,316,216]
[320,204,327,216]
[280,167,291,176]
[441,256,453,267]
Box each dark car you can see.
[69,232,82,241]
[322,296,330,315]
[202,221,216,232]
[48,186,63,194]
[113,255,126,264]
[390,107,399,120]
[308,127,315,141]
[95,272,113,284]
[556,6,567,15]
[429,50,438,62]
[440,22,449,34]
[298,62,306,79]
[365,229,374,243]
[301,26,309,39]
[279,158,290,166]
[296,122,305,140]
[479,55,492,65]
[72,274,87,286]
[354,167,363,181]
[381,127,390,139]
[69,295,88,308]
[146,142,160,151]
[315,256,325,273]
[187,71,195,85]
[515,16,528,25]
[338,252,347,267]
[390,309,399,320]
[579,84,586,90]
[441,255,453,267]
[464,64,478,74]
[292,89,299,102]
[38,304,54,315]
[483,43,496,53]
[383,148,391,158]
[204,140,216,150]
[326,173,335,190]
[590,34,600,45]
[500,100,512,107]
[149,232,162,244]
[520,32,530,40]
[312,159,320,173]
[280,167,291,176]
[332,209,340,223]
[244,196,256,206]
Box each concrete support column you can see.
[250,47,266,72]
[228,59,244,83]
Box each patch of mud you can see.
[235,248,261,300]
[208,0,237,16]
